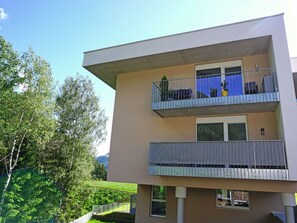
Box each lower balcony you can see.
[148,141,288,181]
[152,68,279,117]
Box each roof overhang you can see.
[83,14,283,89]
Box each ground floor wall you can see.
[135,184,284,223]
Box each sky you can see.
[0,0,296,156]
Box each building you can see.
[83,14,297,223]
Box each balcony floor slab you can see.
[152,92,279,117]
[149,165,289,181]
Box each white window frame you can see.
[195,60,243,77]
[216,189,250,210]
[150,185,167,218]
[196,115,248,141]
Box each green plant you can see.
[61,181,136,222]
[210,88,218,97]
[159,75,169,101]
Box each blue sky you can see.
[0,0,296,155]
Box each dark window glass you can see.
[197,123,224,141]
[228,123,246,141]
[225,66,241,73]
[151,186,166,217]
[152,186,166,200]
[197,68,221,76]
[151,201,166,216]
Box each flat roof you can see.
[83,14,284,89]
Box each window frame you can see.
[196,116,248,141]
[216,189,250,210]
[150,185,167,218]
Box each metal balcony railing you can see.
[152,68,279,116]
[148,141,288,180]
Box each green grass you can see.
[85,181,137,194]
[97,203,130,216]
[88,220,113,223]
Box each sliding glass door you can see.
[196,61,243,98]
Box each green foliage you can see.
[43,75,107,192]
[56,75,107,145]
[0,39,56,172]
[0,36,21,91]
[85,181,137,194]
[59,181,134,222]
[92,161,107,180]
[40,75,108,221]
[0,37,56,215]
[0,169,62,223]
[0,36,108,222]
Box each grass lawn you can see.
[88,220,114,223]
[85,181,137,194]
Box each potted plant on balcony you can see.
[210,88,218,97]
[221,80,228,96]
[159,75,169,101]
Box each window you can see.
[197,123,224,141]
[228,123,247,141]
[196,116,248,141]
[196,60,243,97]
[151,186,166,217]
[217,189,250,209]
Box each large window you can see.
[217,189,250,209]
[196,116,247,141]
[196,60,243,97]
[151,186,166,217]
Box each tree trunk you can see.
[0,170,12,215]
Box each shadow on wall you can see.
[271,207,297,223]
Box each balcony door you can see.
[196,60,243,97]
[196,116,247,141]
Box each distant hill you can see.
[96,153,109,170]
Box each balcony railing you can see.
[152,68,279,117]
[148,141,288,181]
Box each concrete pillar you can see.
[281,193,296,223]
[175,187,187,223]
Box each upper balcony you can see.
[152,68,279,117]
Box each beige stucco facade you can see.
[108,55,297,192]
[136,185,284,223]
[84,14,297,223]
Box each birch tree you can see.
[0,37,55,214]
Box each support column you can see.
[175,187,187,223]
[281,193,296,223]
